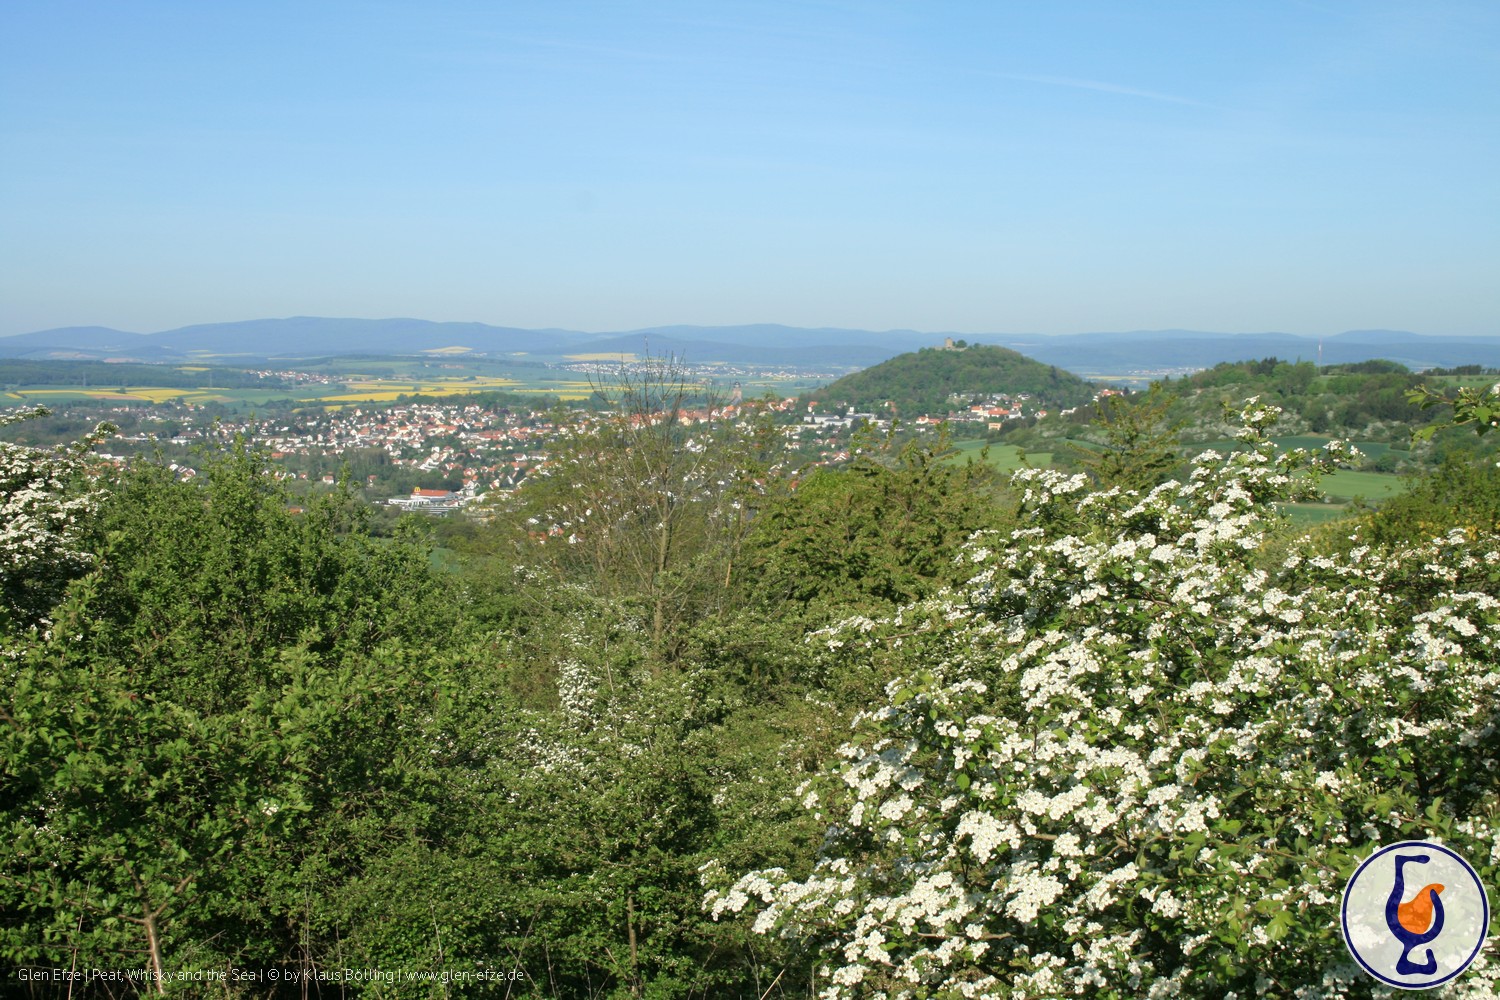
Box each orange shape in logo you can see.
[1397,883,1445,935]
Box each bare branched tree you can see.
[514,355,784,646]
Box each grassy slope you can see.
[944,439,1053,472]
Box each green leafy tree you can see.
[1,446,464,985]
[1409,380,1500,439]
[1067,386,1182,492]
[738,429,1009,610]
[1354,452,1500,547]
[342,588,823,999]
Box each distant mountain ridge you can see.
[0,318,592,359]
[3,318,1498,374]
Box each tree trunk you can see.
[626,891,641,998]
[141,905,167,995]
[651,506,673,645]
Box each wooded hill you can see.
[808,343,1098,415]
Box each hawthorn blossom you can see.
[1,406,113,638]
[705,402,1500,999]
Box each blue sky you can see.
[2,0,1497,337]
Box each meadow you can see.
[943,438,1053,471]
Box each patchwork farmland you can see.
[1,374,599,406]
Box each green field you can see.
[284,357,529,378]
[1279,502,1358,527]
[944,439,1052,472]
[1316,468,1406,502]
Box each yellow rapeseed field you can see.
[317,377,522,402]
[13,387,226,403]
[126,388,217,403]
[17,389,142,400]
[511,387,592,399]
[340,378,519,394]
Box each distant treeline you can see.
[0,360,287,389]
[1423,363,1499,376]
[1165,357,1426,429]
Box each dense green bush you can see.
[1,447,468,985]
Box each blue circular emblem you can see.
[1341,840,1490,990]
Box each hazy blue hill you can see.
[584,332,901,366]
[149,317,592,356]
[1032,329,1301,342]
[810,344,1098,415]
[621,324,935,352]
[0,318,592,360]
[0,326,144,356]
[1330,329,1423,343]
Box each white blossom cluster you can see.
[705,402,1500,998]
[505,592,657,782]
[0,406,113,638]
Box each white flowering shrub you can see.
[0,406,112,635]
[706,402,1500,998]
